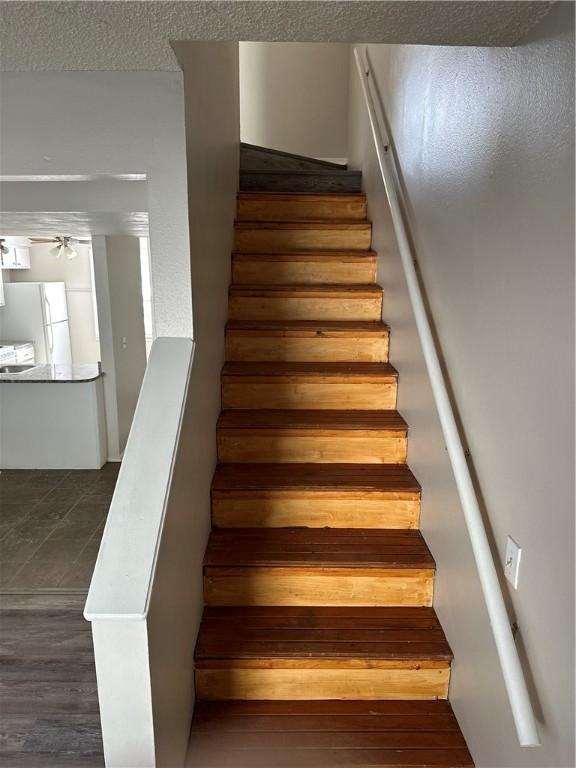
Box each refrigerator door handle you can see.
[45,296,53,327]
[47,323,54,353]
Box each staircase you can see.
[187,148,474,767]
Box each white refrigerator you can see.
[0,282,72,365]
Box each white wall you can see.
[348,5,574,767]
[10,242,100,363]
[92,236,147,461]
[240,42,349,160]
[146,41,240,768]
[0,72,191,337]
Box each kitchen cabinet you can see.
[1,245,30,270]
[0,365,107,469]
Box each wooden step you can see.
[228,285,383,322]
[217,410,408,464]
[187,700,474,767]
[240,169,362,194]
[225,320,390,363]
[204,529,434,608]
[196,607,451,660]
[232,251,377,285]
[221,362,398,410]
[237,193,367,222]
[195,607,451,701]
[234,221,371,253]
[211,463,421,529]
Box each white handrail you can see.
[353,46,540,748]
[85,337,194,621]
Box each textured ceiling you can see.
[0,1,555,71]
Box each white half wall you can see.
[0,72,191,337]
[240,42,349,160]
[348,5,574,767]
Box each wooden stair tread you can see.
[235,221,370,230]
[226,319,389,335]
[212,463,420,492]
[218,409,408,432]
[226,319,388,332]
[235,220,370,230]
[196,607,452,661]
[200,606,439,621]
[238,193,365,202]
[221,362,397,379]
[204,528,434,569]
[230,284,382,297]
[194,698,455,716]
[233,255,376,263]
[187,700,473,767]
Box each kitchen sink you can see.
[0,364,37,374]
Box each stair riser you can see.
[195,665,450,701]
[225,334,389,363]
[204,567,434,607]
[212,492,421,529]
[228,296,382,322]
[237,199,367,221]
[217,431,407,464]
[233,259,377,285]
[239,172,362,194]
[221,379,397,410]
[234,229,371,253]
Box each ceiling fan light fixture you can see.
[48,236,78,259]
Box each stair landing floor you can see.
[186,700,474,767]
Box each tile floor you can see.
[0,464,119,591]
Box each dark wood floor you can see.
[0,465,119,767]
[0,594,104,767]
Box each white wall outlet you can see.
[504,536,522,589]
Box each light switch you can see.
[504,536,522,589]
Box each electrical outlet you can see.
[504,537,522,589]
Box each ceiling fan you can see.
[29,236,91,260]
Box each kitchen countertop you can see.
[0,341,34,349]
[0,363,103,383]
